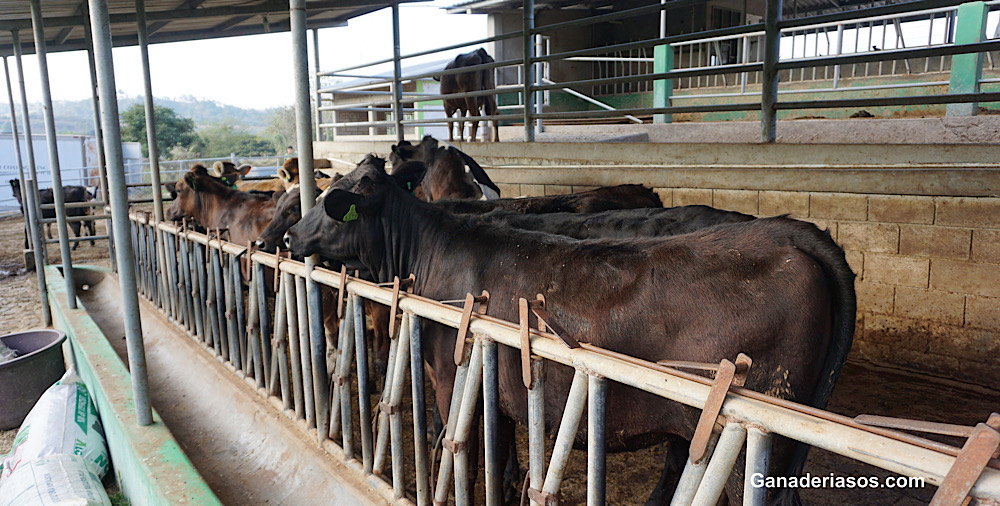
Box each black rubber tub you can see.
[0,329,67,430]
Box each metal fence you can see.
[315,0,1000,143]
[128,211,1000,506]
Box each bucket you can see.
[0,329,67,430]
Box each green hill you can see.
[0,95,277,136]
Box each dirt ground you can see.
[1,213,998,504]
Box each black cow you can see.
[285,164,856,505]
[9,179,96,250]
[475,205,754,239]
[435,184,663,214]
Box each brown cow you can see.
[440,48,500,142]
[286,164,855,505]
[390,136,500,200]
[277,157,335,189]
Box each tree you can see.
[197,123,274,158]
[120,104,199,159]
[264,106,297,153]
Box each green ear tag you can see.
[343,204,359,222]
[407,182,412,190]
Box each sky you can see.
[7,1,487,110]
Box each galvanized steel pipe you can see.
[88,0,151,425]
[29,0,75,308]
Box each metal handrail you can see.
[129,212,1000,505]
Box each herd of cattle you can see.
[160,134,856,504]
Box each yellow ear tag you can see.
[343,204,359,222]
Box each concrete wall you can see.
[315,139,1000,386]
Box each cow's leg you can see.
[445,102,458,142]
[465,98,480,141]
[456,108,467,143]
[70,221,82,251]
[498,414,521,504]
[46,223,52,240]
[87,217,96,246]
[644,434,690,506]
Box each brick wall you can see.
[501,183,1000,385]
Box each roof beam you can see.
[147,0,208,36]
[53,2,88,45]
[0,16,349,56]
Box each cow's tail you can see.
[774,217,857,505]
[456,149,502,198]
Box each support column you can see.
[312,29,322,142]
[4,55,50,325]
[88,0,153,426]
[13,31,46,272]
[135,0,163,222]
[761,0,782,142]
[29,0,76,308]
[947,1,988,116]
[391,2,404,142]
[522,0,535,142]
[290,0,330,440]
[653,44,674,123]
[82,10,115,272]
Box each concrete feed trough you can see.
[0,329,67,430]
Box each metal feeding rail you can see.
[129,211,1000,506]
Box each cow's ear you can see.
[391,161,427,193]
[324,189,367,222]
[272,188,286,203]
[238,164,252,177]
[390,144,398,155]
[184,172,199,191]
[277,167,292,182]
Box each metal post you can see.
[434,341,473,504]
[453,338,485,506]
[12,31,45,272]
[291,0,330,438]
[312,29,322,142]
[761,0,782,142]
[373,327,400,475]
[82,11,115,272]
[744,427,772,506]
[670,431,720,506]
[353,294,374,473]
[833,23,844,89]
[134,0,163,221]
[528,358,545,501]
[409,315,431,506]
[87,0,152,426]
[338,294,357,459]
[29,0,76,308]
[4,55,50,325]
[522,0,535,142]
[534,34,544,136]
[483,338,500,506]
[223,255,241,368]
[541,370,588,497]
[284,271,304,418]
[691,422,748,506]
[390,2,404,142]
[387,314,411,498]
[296,275,315,427]
[587,375,607,506]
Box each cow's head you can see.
[278,157,299,185]
[285,155,417,261]
[8,179,21,203]
[256,185,303,252]
[165,164,231,222]
[389,140,418,167]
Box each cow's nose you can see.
[283,233,292,250]
[254,238,266,249]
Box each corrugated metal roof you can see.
[0,1,425,56]
[327,57,455,90]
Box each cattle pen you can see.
[4,1,1000,506]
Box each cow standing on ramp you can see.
[440,48,500,142]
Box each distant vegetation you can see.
[0,95,299,160]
